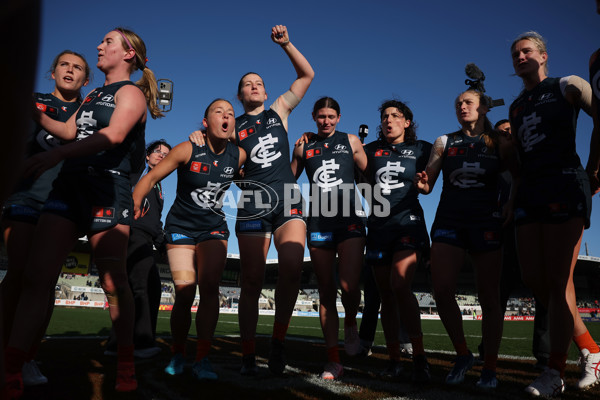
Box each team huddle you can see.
[1,8,600,400]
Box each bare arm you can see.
[133,141,192,219]
[270,25,315,125]
[561,75,593,116]
[586,51,600,195]
[34,103,78,141]
[415,136,445,194]
[499,133,521,226]
[290,141,305,179]
[349,134,368,173]
[25,85,147,179]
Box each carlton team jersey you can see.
[63,81,146,177]
[165,142,239,232]
[510,77,582,182]
[9,93,80,203]
[435,131,501,223]
[303,131,363,219]
[236,108,296,188]
[364,139,431,223]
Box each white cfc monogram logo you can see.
[518,112,545,152]
[75,110,97,140]
[250,134,281,168]
[376,161,405,194]
[314,159,343,192]
[449,162,485,188]
[190,182,221,208]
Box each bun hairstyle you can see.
[114,27,164,119]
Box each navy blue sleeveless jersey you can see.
[165,142,239,233]
[364,139,431,226]
[510,77,591,226]
[510,77,583,181]
[63,81,145,177]
[7,93,80,207]
[435,131,501,225]
[235,108,298,206]
[303,131,364,220]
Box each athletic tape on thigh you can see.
[167,247,196,285]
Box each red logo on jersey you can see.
[35,103,58,116]
[483,231,497,241]
[347,223,362,232]
[92,207,115,219]
[306,148,322,159]
[400,236,413,244]
[191,162,210,174]
[213,160,218,167]
[448,147,466,157]
[239,126,256,141]
[324,143,329,148]
[256,120,261,124]
[375,149,391,157]
[289,208,302,215]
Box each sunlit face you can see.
[455,92,487,125]
[203,100,235,140]
[381,107,410,144]
[146,144,170,168]
[96,31,132,71]
[313,107,340,136]
[52,54,89,93]
[238,74,267,106]
[496,121,511,135]
[511,39,547,78]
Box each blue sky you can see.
[37,1,599,259]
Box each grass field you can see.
[30,308,600,399]
[46,307,600,361]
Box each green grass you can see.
[46,308,600,360]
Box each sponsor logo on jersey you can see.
[409,214,421,221]
[347,223,363,233]
[483,231,499,241]
[313,159,343,192]
[92,206,115,220]
[306,148,322,159]
[334,144,347,151]
[256,120,261,124]
[538,93,553,101]
[239,126,256,141]
[448,147,467,157]
[310,232,333,242]
[190,161,210,174]
[171,233,191,241]
[35,103,58,116]
[61,106,68,112]
[400,149,414,156]
[224,167,234,174]
[432,228,457,239]
[375,149,391,157]
[324,143,329,148]
[210,230,227,236]
[288,208,302,216]
[400,236,414,244]
[366,250,386,260]
[213,160,219,167]
[238,220,263,232]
